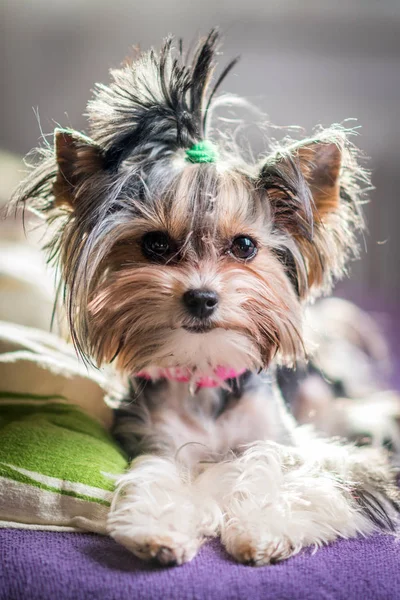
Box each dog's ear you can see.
[53,128,105,209]
[258,136,363,294]
[258,140,343,240]
[294,141,342,217]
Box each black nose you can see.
[183,289,219,319]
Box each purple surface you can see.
[1,529,400,600]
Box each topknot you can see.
[87,29,239,170]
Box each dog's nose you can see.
[183,289,219,319]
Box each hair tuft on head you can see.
[87,29,238,170]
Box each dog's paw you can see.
[107,456,220,566]
[107,483,204,565]
[111,530,202,566]
[209,441,380,566]
[223,529,295,565]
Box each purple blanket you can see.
[1,529,400,600]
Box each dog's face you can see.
[85,162,302,376]
[15,32,364,379]
[46,132,356,379]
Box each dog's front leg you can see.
[107,455,220,565]
[198,440,398,566]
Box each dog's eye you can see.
[230,236,257,260]
[142,231,173,261]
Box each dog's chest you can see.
[113,371,295,467]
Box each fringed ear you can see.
[259,139,344,237]
[53,128,105,209]
[258,133,365,296]
[296,141,342,218]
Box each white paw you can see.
[223,530,295,565]
[107,456,220,565]
[211,442,375,565]
[111,529,202,566]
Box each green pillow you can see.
[0,321,128,532]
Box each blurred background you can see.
[0,1,399,312]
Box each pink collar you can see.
[135,366,247,389]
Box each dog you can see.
[12,29,400,566]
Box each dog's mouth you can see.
[182,323,215,334]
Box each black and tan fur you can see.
[12,30,400,566]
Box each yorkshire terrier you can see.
[14,30,400,566]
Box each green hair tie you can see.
[185,140,219,164]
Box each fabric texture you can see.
[1,529,400,600]
[0,321,127,533]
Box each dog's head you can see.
[14,30,367,382]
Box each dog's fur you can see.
[12,30,400,566]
